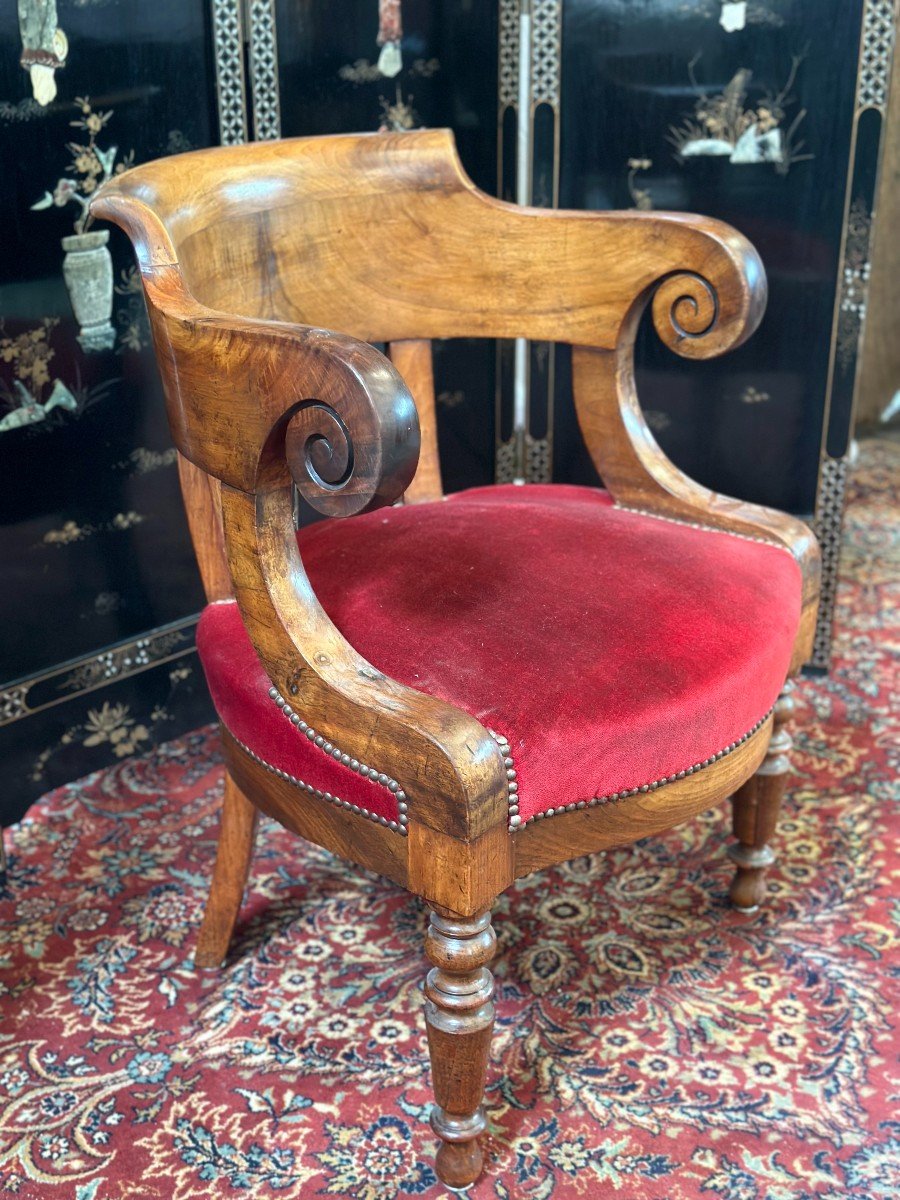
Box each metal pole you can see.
[512,0,532,482]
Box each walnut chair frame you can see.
[91,130,819,1190]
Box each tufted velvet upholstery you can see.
[197,484,802,828]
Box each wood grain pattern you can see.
[728,682,796,912]
[91,130,767,352]
[223,727,410,892]
[389,339,443,503]
[194,771,258,968]
[176,453,231,602]
[424,910,496,1188]
[91,130,821,1190]
[219,484,511,846]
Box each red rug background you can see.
[2,440,898,1199]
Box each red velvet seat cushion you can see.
[197,484,802,829]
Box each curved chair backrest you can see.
[91,129,763,349]
[91,130,771,604]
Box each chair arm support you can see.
[91,190,421,513]
[145,266,421,513]
[220,484,513,861]
[571,229,820,671]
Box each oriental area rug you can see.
[2,440,898,1200]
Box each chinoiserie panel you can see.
[555,0,866,517]
[0,1,219,824]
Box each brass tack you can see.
[509,814,522,828]
[350,759,359,770]
[388,780,399,792]
[314,735,325,747]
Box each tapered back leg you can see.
[194,770,259,968]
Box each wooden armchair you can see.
[91,130,819,1190]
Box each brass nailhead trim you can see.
[239,686,409,835]
[612,503,793,554]
[254,691,772,836]
[514,705,775,830]
[488,728,521,831]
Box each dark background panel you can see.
[1,0,217,823]
[555,0,863,515]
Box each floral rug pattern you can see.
[2,441,898,1199]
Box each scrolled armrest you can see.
[91,183,420,511]
[144,269,420,512]
[635,213,767,360]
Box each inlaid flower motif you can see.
[0,319,57,391]
[51,178,78,206]
[82,702,149,758]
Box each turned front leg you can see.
[728,681,796,912]
[424,909,496,1189]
